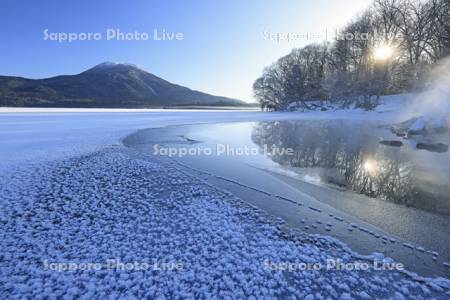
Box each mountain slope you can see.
[0,62,245,107]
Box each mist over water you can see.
[406,57,450,120]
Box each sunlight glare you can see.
[363,158,379,175]
[373,45,394,61]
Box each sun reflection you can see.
[363,158,379,176]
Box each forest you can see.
[253,0,450,110]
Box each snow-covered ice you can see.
[1,107,449,298]
[1,147,449,298]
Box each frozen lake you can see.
[2,109,449,279]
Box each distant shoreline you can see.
[162,105,258,110]
[0,106,259,113]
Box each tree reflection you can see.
[251,121,416,206]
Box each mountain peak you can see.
[97,61,138,68]
[85,62,141,73]
[95,61,119,68]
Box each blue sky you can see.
[0,0,372,102]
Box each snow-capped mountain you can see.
[0,62,245,107]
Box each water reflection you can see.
[251,121,450,214]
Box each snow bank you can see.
[286,93,416,123]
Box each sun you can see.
[373,45,394,61]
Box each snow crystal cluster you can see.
[0,148,448,298]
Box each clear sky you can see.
[0,0,372,102]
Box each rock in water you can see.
[379,140,403,147]
[416,142,448,153]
